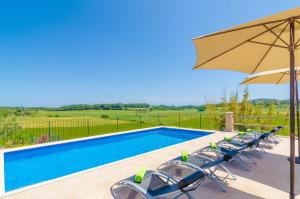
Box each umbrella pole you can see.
[289,18,296,199]
[295,72,300,164]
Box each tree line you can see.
[41,103,200,111]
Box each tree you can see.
[247,103,254,116]
[267,101,275,117]
[205,97,217,117]
[204,97,223,129]
[240,87,249,116]
[228,91,239,115]
[267,101,276,126]
[220,88,228,113]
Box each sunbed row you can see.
[111,126,284,199]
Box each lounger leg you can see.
[275,135,282,141]
[235,158,250,171]
[252,148,264,158]
[263,139,273,146]
[268,138,276,144]
[173,192,192,199]
[220,165,236,180]
[207,175,227,192]
[270,136,279,144]
[241,151,257,164]
[257,145,268,153]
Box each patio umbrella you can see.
[193,7,300,198]
[241,68,300,164]
[241,68,300,85]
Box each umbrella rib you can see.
[193,18,289,40]
[251,22,289,73]
[240,76,257,85]
[262,24,289,47]
[276,72,286,84]
[193,21,287,70]
[247,40,288,49]
[294,19,300,47]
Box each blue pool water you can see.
[4,127,211,192]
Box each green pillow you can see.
[181,150,188,162]
[210,142,217,150]
[134,167,146,183]
[224,137,232,143]
[238,132,246,136]
[246,129,252,132]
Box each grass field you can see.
[0,110,224,148]
[0,108,292,148]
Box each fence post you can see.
[199,114,202,129]
[178,113,181,127]
[48,121,51,142]
[139,115,142,128]
[116,116,119,132]
[87,118,90,136]
[158,113,160,125]
[225,112,234,132]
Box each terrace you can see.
[0,125,299,199]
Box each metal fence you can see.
[234,115,290,135]
[0,113,224,148]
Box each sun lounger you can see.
[111,169,210,199]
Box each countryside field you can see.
[0,109,225,148]
[0,107,292,148]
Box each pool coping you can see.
[0,126,217,197]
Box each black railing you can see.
[0,113,224,148]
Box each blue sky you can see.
[0,0,299,107]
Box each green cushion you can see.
[224,136,232,143]
[210,142,217,150]
[181,150,188,162]
[246,129,252,132]
[134,167,146,183]
[238,132,246,136]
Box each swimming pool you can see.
[3,127,211,192]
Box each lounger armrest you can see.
[193,147,213,154]
[192,154,215,162]
[149,171,178,184]
[157,160,181,172]
[159,160,204,174]
[218,142,240,150]
[112,180,153,199]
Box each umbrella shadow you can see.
[224,151,300,195]
[166,185,267,199]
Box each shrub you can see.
[37,134,49,144]
[101,114,109,119]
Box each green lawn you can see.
[0,108,292,148]
[0,111,223,148]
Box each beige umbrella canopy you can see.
[193,7,300,73]
[241,68,300,84]
[193,7,300,198]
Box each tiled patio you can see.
[1,130,299,199]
